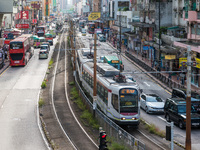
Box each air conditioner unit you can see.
[196,1,200,11]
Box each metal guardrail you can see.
[125,51,185,90]
[0,61,3,70]
[74,73,145,150]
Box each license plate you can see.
[192,123,199,126]
[14,61,20,63]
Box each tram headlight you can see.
[121,117,126,120]
[132,118,137,120]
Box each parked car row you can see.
[140,88,200,129]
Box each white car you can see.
[140,93,165,114]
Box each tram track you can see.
[74,31,175,150]
[50,27,98,150]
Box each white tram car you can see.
[76,48,140,125]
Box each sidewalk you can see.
[106,40,200,93]
[0,60,10,75]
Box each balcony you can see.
[184,11,200,22]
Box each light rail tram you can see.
[76,48,141,126]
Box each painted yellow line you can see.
[0,66,10,77]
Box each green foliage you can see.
[39,98,45,107]
[81,110,99,129]
[69,81,75,85]
[49,58,53,66]
[41,80,47,89]
[145,123,165,138]
[122,7,129,11]
[74,97,86,110]
[70,87,79,99]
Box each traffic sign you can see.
[15,24,29,28]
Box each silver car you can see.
[140,93,164,114]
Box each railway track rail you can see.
[40,26,99,150]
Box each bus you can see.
[88,22,95,34]
[79,20,86,32]
[36,26,46,37]
[9,34,34,66]
[103,55,123,70]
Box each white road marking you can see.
[157,116,166,122]
[144,82,150,87]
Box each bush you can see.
[39,98,45,107]
[41,80,47,89]
[122,7,129,11]
[108,141,130,150]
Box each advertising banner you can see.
[21,11,29,19]
[16,24,29,29]
[88,12,101,21]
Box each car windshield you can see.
[146,96,162,102]
[178,105,197,113]
[41,46,47,49]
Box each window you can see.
[141,95,146,100]
[10,42,23,49]
[112,94,119,112]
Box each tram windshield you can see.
[119,88,139,113]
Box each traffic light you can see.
[99,131,108,150]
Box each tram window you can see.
[104,90,108,104]
[91,79,94,88]
[83,71,86,80]
[97,83,100,94]
[100,86,104,99]
[112,94,119,112]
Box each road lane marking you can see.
[144,82,150,87]
[0,66,10,77]
[157,116,166,122]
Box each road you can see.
[0,38,58,150]
[78,30,200,149]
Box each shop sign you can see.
[196,58,200,68]
[165,55,176,60]
[143,45,149,50]
[20,11,29,19]
[179,57,187,67]
[88,12,101,21]
[15,24,29,28]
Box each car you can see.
[140,93,165,114]
[172,88,200,113]
[98,34,106,42]
[39,49,48,59]
[41,42,50,51]
[40,45,49,53]
[164,97,200,129]
[47,40,53,45]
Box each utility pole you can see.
[158,0,161,69]
[93,33,97,117]
[185,46,191,150]
[119,10,121,53]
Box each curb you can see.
[0,63,10,75]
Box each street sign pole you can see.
[186,46,191,150]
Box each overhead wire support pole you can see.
[93,33,97,117]
[186,46,191,150]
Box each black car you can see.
[164,98,200,129]
[172,88,200,113]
